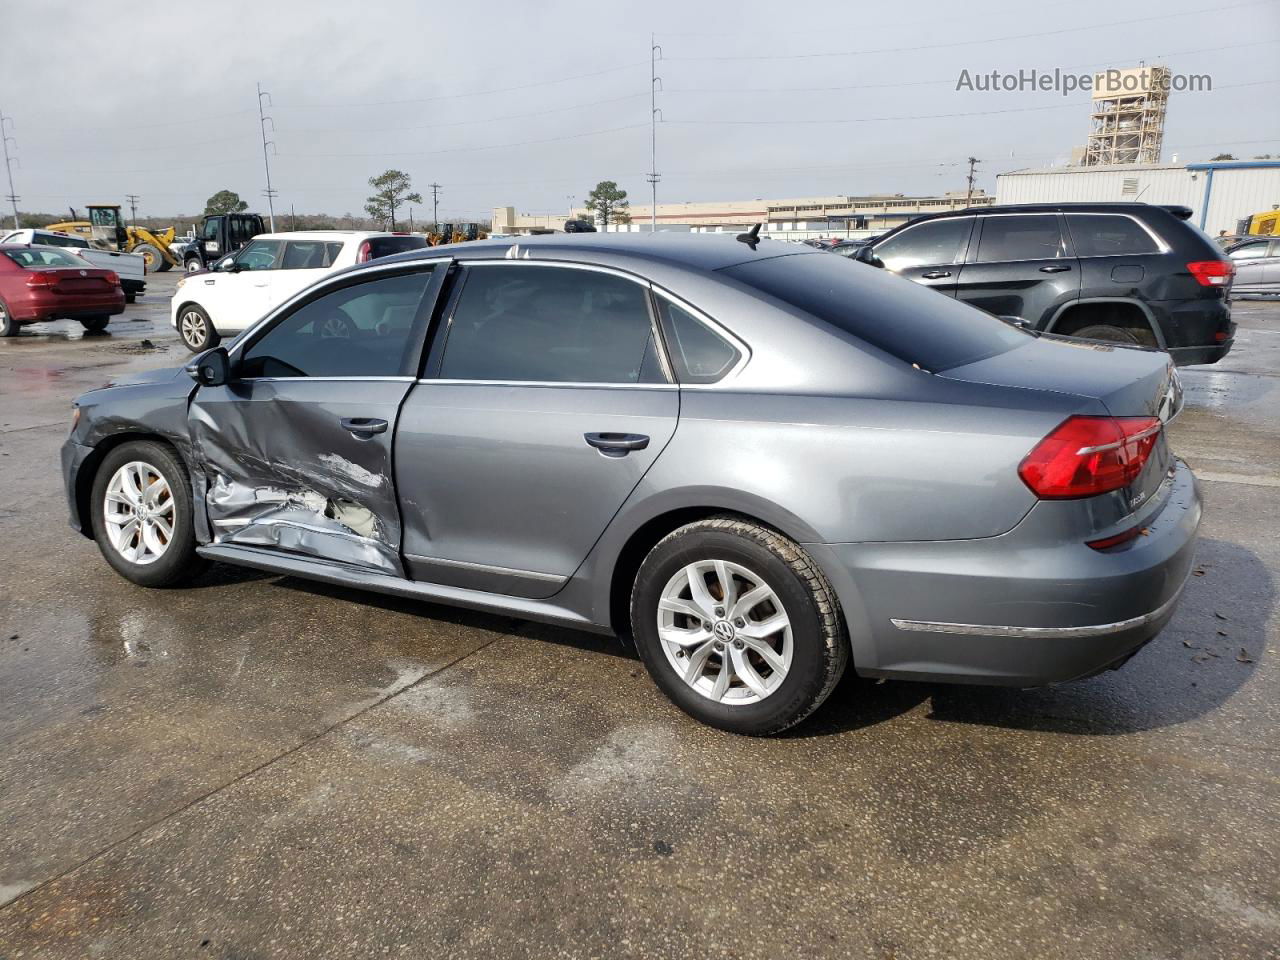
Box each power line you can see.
[281,123,648,160]
[257,82,277,231]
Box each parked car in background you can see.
[0,243,125,335]
[171,230,430,351]
[71,234,1197,735]
[856,202,1236,365]
[182,213,267,273]
[828,239,872,258]
[1,228,146,302]
[1226,235,1280,297]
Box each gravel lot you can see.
[1,273,1277,959]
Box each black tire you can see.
[132,243,162,273]
[630,517,848,736]
[155,258,173,273]
[79,315,111,333]
[89,440,206,588]
[125,291,137,304]
[185,258,203,274]
[1069,323,1157,348]
[177,304,220,353]
[0,298,18,336]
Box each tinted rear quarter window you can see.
[1067,214,1160,256]
[656,297,740,383]
[723,252,1028,372]
[366,236,429,260]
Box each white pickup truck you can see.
[0,228,147,302]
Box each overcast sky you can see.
[3,0,1277,222]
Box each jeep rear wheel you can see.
[1069,323,1158,348]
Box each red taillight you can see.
[356,241,372,263]
[25,270,59,288]
[105,271,120,286]
[1186,260,1233,286]
[1019,415,1162,499]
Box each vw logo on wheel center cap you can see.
[712,620,735,641]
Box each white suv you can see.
[171,231,428,351]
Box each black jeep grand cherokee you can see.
[857,202,1235,365]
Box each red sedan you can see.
[0,243,125,336]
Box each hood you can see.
[104,365,187,389]
[940,334,1179,420]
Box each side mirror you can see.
[187,347,231,387]
[855,245,884,268]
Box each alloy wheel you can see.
[103,461,175,566]
[180,310,208,348]
[657,559,793,705]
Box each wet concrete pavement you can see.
[1,278,1277,959]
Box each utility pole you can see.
[428,182,441,232]
[408,207,414,232]
[647,35,662,233]
[964,156,980,206]
[567,195,576,222]
[1,110,19,229]
[257,83,278,231]
[290,203,296,230]
[126,194,140,225]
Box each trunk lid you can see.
[46,268,116,295]
[941,334,1180,513]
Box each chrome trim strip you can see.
[238,376,416,383]
[415,378,677,390]
[890,578,1188,640]
[651,286,752,382]
[404,552,565,583]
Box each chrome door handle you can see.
[1039,264,1072,273]
[340,417,388,437]
[584,432,650,456]
[920,270,952,279]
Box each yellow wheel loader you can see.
[45,205,180,272]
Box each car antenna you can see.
[736,222,762,250]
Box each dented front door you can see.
[188,265,442,576]
[190,380,411,574]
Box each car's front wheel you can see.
[630,517,848,735]
[178,305,219,353]
[0,298,18,336]
[89,441,206,587]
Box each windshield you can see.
[722,252,1029,372]
[5,247,88,268]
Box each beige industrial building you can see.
[1078,66,1171,167]
[493,190,993,238]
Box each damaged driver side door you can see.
[188,263,445,576]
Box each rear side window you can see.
[282,241,344,269]
[656,296,740,383]
[439,264,665,384]
[36,233,88,248]
[723,252,1028,372]
[365,236,429,260]
[873,218,972,270]
[1067,214,1160,256]
[976,215,1064,261]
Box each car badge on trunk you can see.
[79,269,87,276]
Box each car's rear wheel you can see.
[178,305,219,353]
[89,441,205,588]
[79,315,110,333]
[1070,323,1157,348]
[630,517,848,736]
[0,299,17,336]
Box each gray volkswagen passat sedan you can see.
[61,233,1199,735]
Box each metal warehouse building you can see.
[995,160,1280,236]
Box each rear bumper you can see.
[10,290,126,323]
[1168,339,1233,366]
[812,459,1201,686]
[1151,297,1234,366]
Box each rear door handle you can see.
[1039,264,1072,273]
[920,270,952,279]
[340,417,388,437]
[584,432,649,456]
